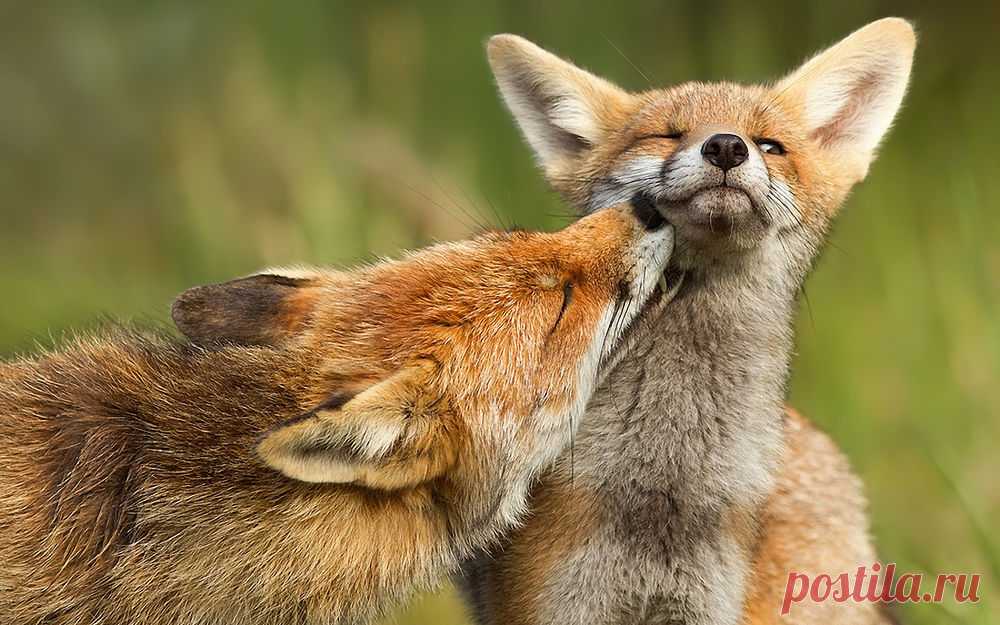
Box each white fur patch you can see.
[350,418,404,460]
[799,57,911,155]
[591,156,665,210]
[776,18,915,161]
[272,456,361,484]
[488,34,628,171]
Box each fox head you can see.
[172,206,673,509]
[487,18,915,272]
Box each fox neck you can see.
[460,402,586,541]
[576,228,813,516]
[671,223,822,287]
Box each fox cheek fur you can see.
[466,18,916,625]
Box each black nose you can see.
[630,193,666,230]
[701,133,748,171]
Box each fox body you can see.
[462,18,914,625]
[0,206,675,624]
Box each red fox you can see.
[461,18,915,625]
[0,205,676,624]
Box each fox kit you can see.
[0,205,676,625]
[462,18,915,625]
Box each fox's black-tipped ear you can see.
[172,271,319,346]
[487,34,632,179]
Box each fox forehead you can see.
[608,82,803,148]
[637,83,768,126]
[305,219,628,358]
[372,217,631,293]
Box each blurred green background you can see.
[1,1,996,623]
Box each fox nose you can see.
[630,193,667,230]
[701,133,749,171]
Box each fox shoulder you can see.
[743,408,885,624]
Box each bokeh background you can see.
[1,1,997,623]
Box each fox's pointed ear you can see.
[257,361,457,490]
[172,269,322,346]
[774,18,916,181]
[487,34,633,179]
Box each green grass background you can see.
[1,1,996,623]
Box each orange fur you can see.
[742,409,891,624]
[0,206,673,624]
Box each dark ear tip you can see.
[170,274,315,346]
[170,287,200,334]
[170,280,251,345]
[171,285,214,341]
[170,286,200,324]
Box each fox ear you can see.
[487,34,632,179]
[774,18,916,180]
[257,362,457,490]
[172,269,322,346]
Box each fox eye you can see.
[552,282,573,330]
[755,138,786,155]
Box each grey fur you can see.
[462,225,819,624]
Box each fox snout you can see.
[628,192,668,231]
[701,133,749,172]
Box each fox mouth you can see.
[653,182,772,256]
[650,266,685,308]
[600,266,685,370]
[661,185,758,233]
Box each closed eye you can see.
[638,130,684,142]
[552,282,573,331]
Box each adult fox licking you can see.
[0,205,675,624]
[462,17,915,625]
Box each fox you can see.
[460,18,915,625]
[0,204,677,625]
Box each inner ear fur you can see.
[774,18,916,179]
[172,272,320,346]
[256,361,459,490]
[487,34,632,178]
